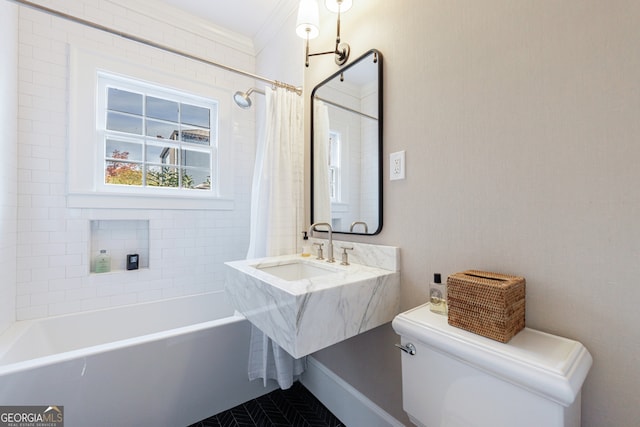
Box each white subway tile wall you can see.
[1,2,19,333]
[16,0,257,320]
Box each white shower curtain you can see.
[313,100,331,223]
[246,87,306,389]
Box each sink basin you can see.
[254,260,339,281]
[225,246,401,358]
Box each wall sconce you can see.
[296,0,352,67]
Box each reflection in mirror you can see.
[311,49,382,235]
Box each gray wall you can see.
[303,1,640,426]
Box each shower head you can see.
[233,88,254,109]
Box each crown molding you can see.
[106,0,255,55]
[253,0,299,55]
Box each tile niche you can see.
[90,220,149,273]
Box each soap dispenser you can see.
[301,231,311,257]
[429,273,447,315]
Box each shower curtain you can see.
[313,100,331,223]
[246,86,306,389]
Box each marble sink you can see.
[224,241,400,358]
[254,259,341,281]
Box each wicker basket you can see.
[447,270,525,343]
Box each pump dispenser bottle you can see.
[429,273,447,315]
[301,231,311,257]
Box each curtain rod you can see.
[9,0,302,96]
[314,96,378,121]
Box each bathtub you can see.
[0,291,277,426]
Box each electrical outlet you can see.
[390,150,406,180]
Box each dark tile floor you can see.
[189,382,345,427]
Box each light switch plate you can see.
[390,151,406,180]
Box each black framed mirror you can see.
[311,49,382,235]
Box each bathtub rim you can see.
[0,292,246,376]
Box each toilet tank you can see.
[392,303,592,427]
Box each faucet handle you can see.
[340,246,354,266]
[313,242,324,260]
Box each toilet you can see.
[392,303,592,427]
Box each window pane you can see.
[329,133,340,167]
[106,140,142,162]
[147,96,179,122]
[108,88,142,115]
[146,165,179,188]
[181,149,210,168]
[181,128,210,145]
[105,161,142,185]
[182,168,211,190]
[146,119,179,140]
[146,145,179,166]
[329,168,336,199]
[107,112,143,134]
[181,103,210,128]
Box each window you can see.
[329,130,341,202]
[98,73,217,194]
[69,48,233,210]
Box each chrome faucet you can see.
[308,222,334,263]
[349,221,369,233]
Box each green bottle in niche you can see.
[95,249,111,273]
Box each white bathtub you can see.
[0,292,276,426]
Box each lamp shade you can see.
[325,0,352,13]
[296,0,320,39]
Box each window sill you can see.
[67,192,234,210]
[331,202,350,213]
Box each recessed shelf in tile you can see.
[90,220,149,273]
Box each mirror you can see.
[311,49,382,235]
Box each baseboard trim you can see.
[301,356,405,427]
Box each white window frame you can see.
[96,73,217,196]
[68,47,234,210]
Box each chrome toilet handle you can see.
[395,342,416,356]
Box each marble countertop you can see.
[224,242,401,358]
[226,254,396,296]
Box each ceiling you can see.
[157,0,295,40]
